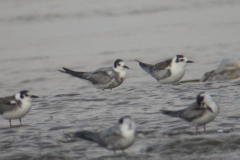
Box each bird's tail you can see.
[161,110,180,117]
[59,67,87,79]
[135,60,152,74]
[75,131,98,142]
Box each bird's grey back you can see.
[93,66,113,73]
[152,59,172,71]
[97,125,122,147]
[86,67,116,85]
[75,125,122,148]
[177,102,205,122]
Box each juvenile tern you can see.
[59,59,129,90]
[135,55,193,84]
[0,90,38,127]
[161,92,219,132]
[75,116,136,153]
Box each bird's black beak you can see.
[31,95,39,98]
[124,65,130,69]
[186,60,194,63]
[207,106,213,113]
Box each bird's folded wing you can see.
[0,97,17,114]
[97,126,122,147]
[178,103,205,122]
[88,70,114,85]
[151,69,171,80]
[150,59,172,80]
[136,59,172,80]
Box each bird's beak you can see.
[186,60,194,63]
[31,95,39,98]
[124,65,130,69]
[207,106,213,113]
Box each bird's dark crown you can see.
[196,92,205,105]
[19,90,29,99]
[114,59,124,68]
[118,116,131,124]
[175,55,185,62]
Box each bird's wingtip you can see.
[75,131,97,142]
[58,69,66,73]
[160,110,179,117]
[160,110,173,115]
[160,110,166,113]
[59,67,70,73]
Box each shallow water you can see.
[1,0,240,159]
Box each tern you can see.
[0,90,38,127]
[59,59,129,90]
[136,55,193,84]
[161,92,219,132]
[75,116,136,154]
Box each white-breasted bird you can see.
[135,55,193,84]
[161,92,219,132]
[75,116,136,154]
[0,90,38,127]
[59,59,129,90]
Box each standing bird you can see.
[75,116,136,154]
[135,55,193,84]
[59,59,129,90]
[0,90,38,127]
[161,92,219,132]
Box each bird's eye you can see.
[119,118,124,124]
[201,102,205,106]
[180,59,184,62]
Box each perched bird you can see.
[135,55,193,84]
[0,90,38,127]
[75,116,136,154]
[161,92,219,132]
[201,53,240,82]
[59,59,129,90]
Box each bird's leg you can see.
[114,150,116,154]
[196,126,198,132]
[204,125,206,131]
[9,119,12,127]
[122,149,125,153]
[19,119,22,125]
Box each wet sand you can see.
[1,0,240,159]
